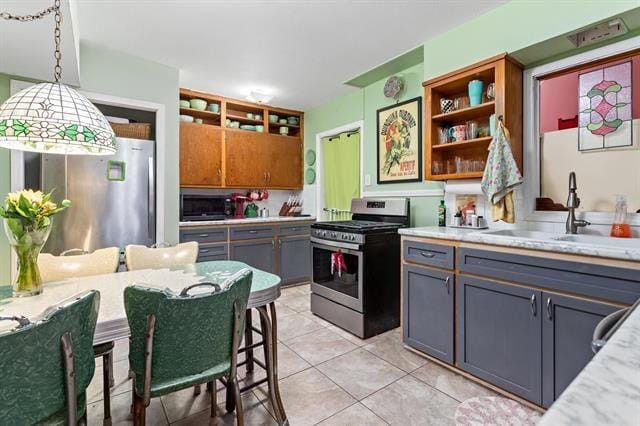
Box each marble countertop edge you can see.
[180,216,316,227]
[398,227,640,262]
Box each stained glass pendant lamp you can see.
[0,0,116,155]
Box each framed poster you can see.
[578,60,632,151]
[377,96,422,183]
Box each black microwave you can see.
[180,193,233,222]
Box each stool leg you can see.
[245,309,254,373]
[103,352,112,426]
[210,381,217,425]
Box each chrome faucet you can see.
[566,172,590,234]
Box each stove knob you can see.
[350,235,356,241]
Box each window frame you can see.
[523,35,640,227]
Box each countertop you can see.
[538,302,640,426]
[180,216,316,227]
[398,226,640,262]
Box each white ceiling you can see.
[75,0,505,110]
[0,0,80,86]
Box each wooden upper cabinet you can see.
[225,130,268,188]
[179,88,304,189]
[180,122,223,187]
[265,134,302,188]
[423,53,523,181]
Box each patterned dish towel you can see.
[481,121,523,223]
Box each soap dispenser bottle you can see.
[610,195,632,238]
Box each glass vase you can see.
[3,218,52,297]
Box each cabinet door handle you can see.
[267,171,271,182]
[272,240,275,247]
[217,168,222,177]
[546,297,553,320]
[198,234,210,238]
[278,240,282,248]
[199,249,210,254]
[248,230,258,234]
[420,252,435,258]
[530,294,537,317]
[444,276,450,294]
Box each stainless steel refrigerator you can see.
[41,137,156,255]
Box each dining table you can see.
[0,260,288,425]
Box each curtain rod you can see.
[327,129,360,141]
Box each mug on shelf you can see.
[448,124,467,142]
[468,80,484,106]
[440,98,454,114]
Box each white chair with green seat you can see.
[39,247,120,426]
[0,290,100,425]
[124,241,199,271]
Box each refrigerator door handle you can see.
[148,156,156,241]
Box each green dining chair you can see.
[0,290,100,425]
[125,269,252,425]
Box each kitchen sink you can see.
[476,229,640,250]
[476,229,559,240]
[553,234,640,249]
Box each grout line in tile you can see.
[408,370,467,404]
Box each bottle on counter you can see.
[452,210,463,227]
[438,200,446,227]
[610,195,632,238]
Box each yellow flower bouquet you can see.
[0,190,70,296]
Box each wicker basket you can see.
[109,122,152,140]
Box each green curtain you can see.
[323,131,360,216]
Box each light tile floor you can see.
[86,283,504,425]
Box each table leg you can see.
[257,304,288,425]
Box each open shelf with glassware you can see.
[423,53,523,181]
[179,88,304,189]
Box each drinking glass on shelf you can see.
[432,160,443,175]
[438,127,450,144]
[446,159,456,174]
[453,96,469,111]
[454,156,463,174]
[466,121,479,139]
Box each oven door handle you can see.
[310,237,361,252]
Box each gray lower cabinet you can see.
[230,239,275,274]
[457,276,543,404]
[403,264,454,363]
[197,243,228,262]
[278,236,311,284]
[541,292,618,407]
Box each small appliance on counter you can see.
[180,192,233,222]
[310,197,410,338]
[231,193,252,219]
[244,202,259,218]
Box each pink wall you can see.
[539,55,640,134]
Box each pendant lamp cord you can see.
[1,0,63,82]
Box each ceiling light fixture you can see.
[246,91,273,104]
[0,0,116,155]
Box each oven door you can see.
[311,238,364,312]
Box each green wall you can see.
[422,0,639,80]
[304,62,443,227]
[0,42,179,284]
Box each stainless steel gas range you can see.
[310,198,410,338]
